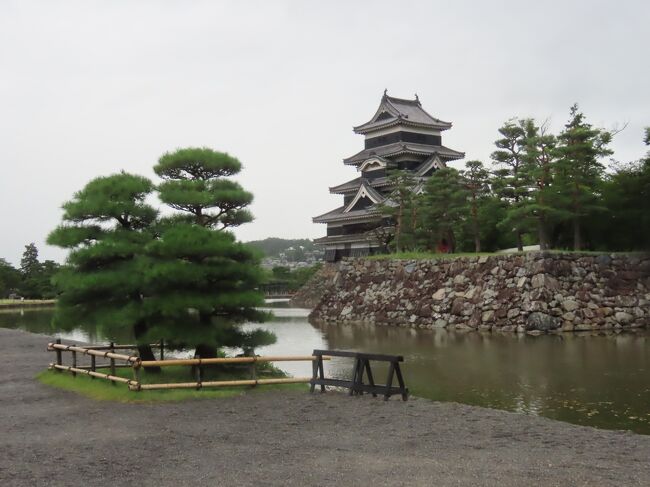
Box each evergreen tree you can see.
[554,104,613,250]
[378,170,418,252]
[418,168,468,253]
[152,147,272,358]
[20,243,40,276]
[47,173,160,363]
[491,120,530,251]
[518,119,558,250]
[461,160,490,252]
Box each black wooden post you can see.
[310,353,318,393]
[317,355,325,392]
[160,339,164,361]
[384,362,395,401]
[90,355,96,379]
[71,350,77,377]
[349,357,361,396]
[55,338,62,372]
[394,362,408,401]
[364,359,377,397]
[195,355,202,390]
[109,341,116,385]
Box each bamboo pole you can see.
[139,355,330,368]
[49,363,135,385]
[81,343,162,351]
[48,343,140,364]
[133,376,311,391]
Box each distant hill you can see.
[245,238,317,258]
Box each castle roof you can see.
[343,141,464,166]
[353,93,452,134]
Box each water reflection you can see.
[312,320,650,434]
[1,305,648,434]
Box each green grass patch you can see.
[367,251,498,261]
[36,364,308,403]
[0,299,56,307]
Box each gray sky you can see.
[1,0,648,266]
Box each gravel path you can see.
[1,327,649,486]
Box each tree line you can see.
[46,148,273,366]
[381,105,650,254]
[0,243,60,299]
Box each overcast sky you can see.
[1,0,648,265]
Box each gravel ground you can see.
[1,327,649,487]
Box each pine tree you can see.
[461,160,490,252]
[47,173,160,364]
[378,170,418,253]
[20,243,40,276]
[491,120,530,251]
[151,147,272,358]
[554,104,613,250]
[518,119,559,250]
[418,168,468,253]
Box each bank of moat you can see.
[309,252,650,332]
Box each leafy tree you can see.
[588,128,650,250]
[491,120,530,251]
[418,168,468,252]
[152,147,272,358]
[47,173,160,364]
[0,259,21,297]
[554,104,613,250]
[461,160,490,252]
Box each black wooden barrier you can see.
[310,349,408,401]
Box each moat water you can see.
[1,304,649,434]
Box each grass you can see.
[367,251,498,261]
[366,249,647,261]
[36,364,308,403]
[0,299,56,307]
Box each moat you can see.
[1,304,648,434]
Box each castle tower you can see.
[313,92,464,261]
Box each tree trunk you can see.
[193,313,217,359]
[538,217,549,250]
[447,229,456,254]
[573,218,582,251]
[133,320,160,373]
[516,231,524,252]
[395,205,403,253]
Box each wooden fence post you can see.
[160,339,164,361]
[90,355,96,379]
[55,338,62,372]
[71,350,77,377]
[109,341,116,385]
[195,355,202,390]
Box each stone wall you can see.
[309,252,650,333]
[289,263,338,309]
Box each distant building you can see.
[313,91,464,261]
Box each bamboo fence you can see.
[47,339,328,393]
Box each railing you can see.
[310,349,409,401]
[47,339,328,392]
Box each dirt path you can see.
[1,328,649,486]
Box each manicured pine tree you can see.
[491,120,530,251]
[461,160,490,252]
[47,173,160,364]
[151,147,272,358]
[418,168,468,253]
[518,119,559,250]
[553,104,613,250]
[378,170,418,253]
